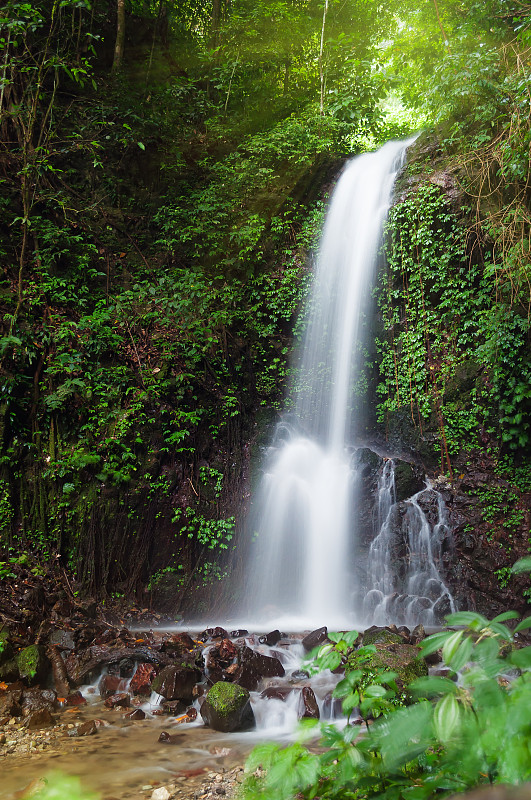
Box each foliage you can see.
[378,178,531,461]
[243,609,531,800]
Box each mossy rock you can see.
[361,626,404,647]
[16,645,48,685]
[200,681,255,732]
[348,643,427,691]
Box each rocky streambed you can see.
[0,588,435,800]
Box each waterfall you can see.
[363,461,455,627]
[241,138,418,631]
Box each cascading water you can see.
[243,138,417,630]
[363,460,455,627]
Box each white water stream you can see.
[244,139,422,629]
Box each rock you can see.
[302,627,328,652]
[118,657,135,678]
[0,657,19,682]
[290,669,310,681]
[362,626,404,647]
[231,644,285,691]
[158,730,182,744]
[200,681,255,733]
[104,692,130,709]
[68,720,98,736]
[151,788,171,800]
[198,627,228,642]
[161,632,195,655]
[98,673,124,699]
[259,630,282,646]
[65,692,87,706]
[0,690,22,717]
[21,689,57,715]
[16,645,48,685]
[124,708,145,720]
[206,639,238,681]
[299,686,319,719]
[152,664,201,702]
[260,686,293,701]
[130,663,157,695]
[48,628,75,651]
[25,708,55,729]
[161,699,187,715]
[230,630,248,639]
[410,624,426,644]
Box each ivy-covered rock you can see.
[200,681,255,732]
[15,645,48,685]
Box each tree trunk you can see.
[112,0,125,74]
[212,0,221,49]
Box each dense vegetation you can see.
[0,0,530,607]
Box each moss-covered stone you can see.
[16,645,48,685]
[347,643,428,691]
[361,626,404,647]
[200,680,255,732]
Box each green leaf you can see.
[511,556,531,574]
[409,676,458,697]
[137,141,145,150]
[445,611,488,630]
[442,630,464,664]
[509,646,531,670]
[420,630,454,657]
[432,694,460,742]
[491,610,519,623]
[514,617,531,633]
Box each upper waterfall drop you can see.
[242,138,417,631]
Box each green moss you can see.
[206,681,249,717]
[16,644,46,685]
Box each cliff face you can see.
[368,134,531,619]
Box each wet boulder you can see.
[232,644,285,691]
[104,692,130,709]
[200,681,255,732]
[68,720,98,736]
[21,689,57,716]
[302,627,328,652]
[206,638,238,681]
[162,632,195,656]
[98,673,125,699]
[260,686,293,701]
[130,663,157,695]
[299,686,319,720]
[259,630,282,647]
[152,664,202,702]
[25,707,55,729]
[124,708,146,720]
[198,627,228,642]
[0,689,23,718]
